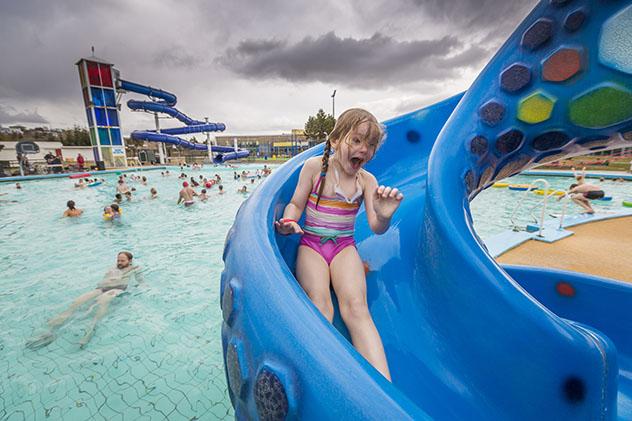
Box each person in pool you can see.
[199,189,209,201]
[114,193,123,203]
[218,185,225,195]
[26,251,143,349]
[15,182,22,190]
[561,183,605,214]
[116,179,130,194]
[63,200,83,217]
[177,181,197,206]
[150,188,158,199]
[572,166,587,185]
[274,108,403,381]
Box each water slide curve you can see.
[222,1,632,419]
[118,80,249,163]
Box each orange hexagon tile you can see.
[543,48,582,82]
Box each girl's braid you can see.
[315,137,332,208]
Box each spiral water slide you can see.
[221,1,632,419]
[118,80,249,163]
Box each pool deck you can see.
[496,215,632,283]
[486,208,632,258]
[0,166,167,182]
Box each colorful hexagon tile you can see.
[599,5,632,75]
[479,101,505,126]
[543,48,582,82]
[500,63,531,93]
[517,92,556,124]
[569,85,632,128]
[521,18,554,51]
[564,8,587,32]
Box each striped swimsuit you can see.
[300,168,362,265]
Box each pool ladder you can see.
[509,179,568,237]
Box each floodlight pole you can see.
[331,89,337,118]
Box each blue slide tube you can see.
[119,79,248,163]
[221,0,632,419]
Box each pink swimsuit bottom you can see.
[299,233,356,266]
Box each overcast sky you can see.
[0,0,537,136]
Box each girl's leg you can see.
[295,245,334,322]
[330,247,391,380]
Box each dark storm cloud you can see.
[411,0,533,28]
[217,32,489,86]
[0,105,48,125]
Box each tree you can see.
[304,109,335,142]
[59,126,90,146]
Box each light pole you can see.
[331,89,336,118]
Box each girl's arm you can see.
[363,171,404,235]
[275,158,319,235]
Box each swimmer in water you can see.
[16,183,22,190]
[150,188,158,199]
[124,191,132,201]
[218,185,225,195]
[238,185,248,194]
[25,251,143,349]
[63,200,83,217]
[177,181,197,207]
[110,203,121,218]
[199,189,209,202]
[114,193,123,204]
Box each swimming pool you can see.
[0,166,264,420]
[471,174,632,241]
[0,168,630,419]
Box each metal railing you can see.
[509,179,548,236]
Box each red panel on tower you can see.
[99,64,113,87]
[87,61,101,86]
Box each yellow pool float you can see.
[533,189,565,196]
[492,182,509,188]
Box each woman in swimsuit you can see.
[275,108,403,380]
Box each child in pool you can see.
[275,108,403,380]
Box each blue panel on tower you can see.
[107,109,119,126]
[94,108,107,126]
[104,89,116,107]
[110,128,122,145]
[91,87,104,107]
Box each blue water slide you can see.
[119,79,249,163]
[222,1,632,419]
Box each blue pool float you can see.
[87,181,102,187]
[222,1,632,419]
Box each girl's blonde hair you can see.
[316,108,384,207]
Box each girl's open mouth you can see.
[350,157,363,170]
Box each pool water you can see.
[471,174,632,241]
[0,168,630,420]
[0,165,264,420]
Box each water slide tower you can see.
[76,55,127,168]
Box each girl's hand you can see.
[373,185,404,221]
[274,218,304,235]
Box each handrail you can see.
[509,178,548,233]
